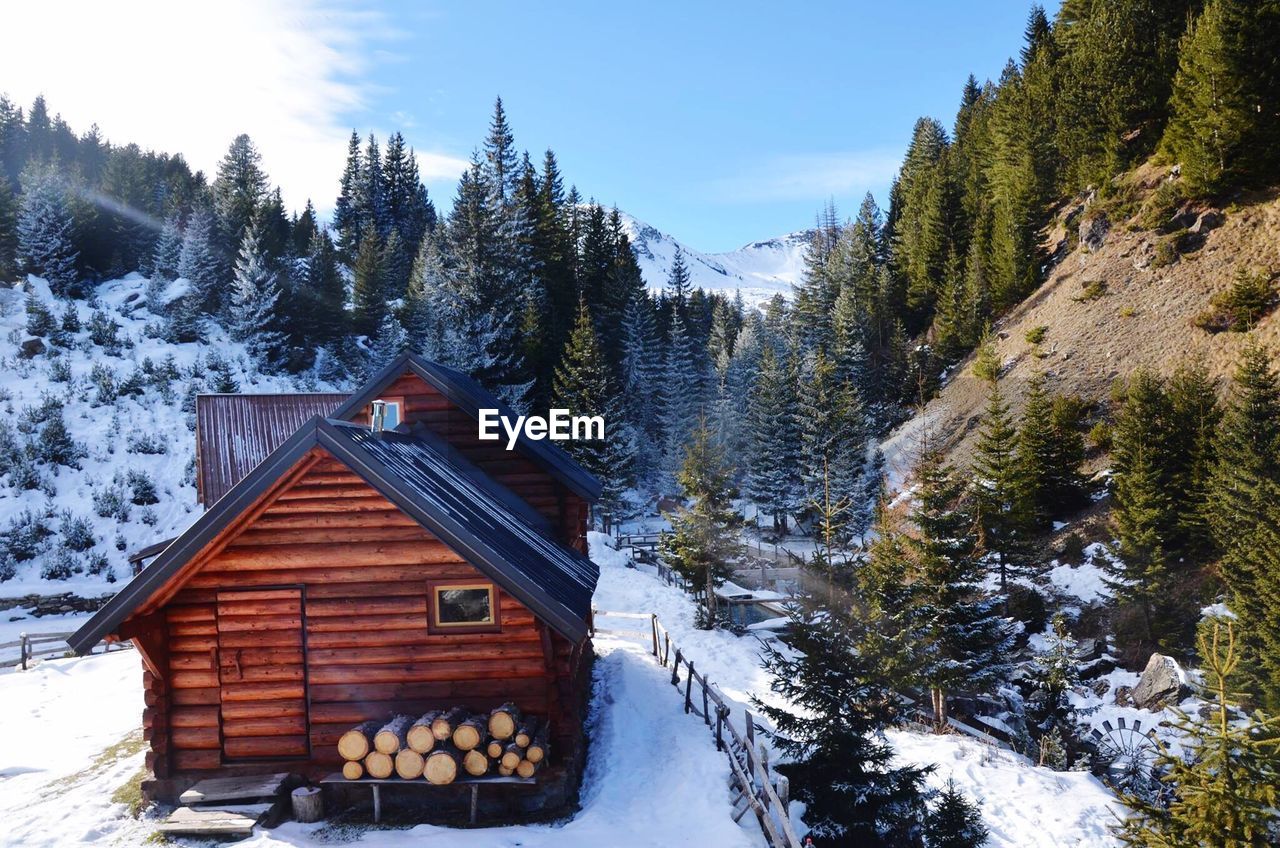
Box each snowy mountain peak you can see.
[613,211,812,309]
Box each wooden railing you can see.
[592,609,803,848]
[0,631,126,670]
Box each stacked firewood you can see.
[337,703,550,784]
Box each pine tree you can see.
[483,97,519,208]
[894,118,954,329]
[402,231,452,358]
[334,130,363,258]
[1162,0,1280,195]
[350,225,385,337]
[658,308,705,489]
[620,289,664,478]
[1166,361,1220,560]
[228,219,284,367]
[1208,341,1280,706]
[744,345,803,532]
[552,300,636,524]
[151,211,183,281]
[1013,372,1056,528]
[971,381,1033,594]
[212,134,268,251]
[924,779,989,848]
[367,313,408,374]
[666,249,691,312]
[1025,614,1081,764]
[757,593,930,845]
[1114,619,1280,847]
[17,164,79,295]
[297,228,347,345]
[177,207,221,314]
[799,351,869,526]
[659,420,740,627]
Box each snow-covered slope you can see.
[616,210,810,308]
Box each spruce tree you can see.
[757,593,930,845]
[1013,372,1056,528]
[177,207,221,314]
[924,780,989,848]
[1114,619,1280,847]
[620,290,664,477]
[212,133,268,251]
[228,219,284,367]
[151,211,183,281]
[657,308,705,489]
[552,300,636,524]
[350,225,385,337]
[1208,341,1280,706]
[334,130,363,258]
[659,420,740,627]
[1025,614,1081,766]
[743,345,803,532]
[17,164,79,296]
[971,380,1033,594]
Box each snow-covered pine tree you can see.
[367,314,408,376]
[333,130,363,258]
[799,350,869,532]
[228,219,284,367]
[1025,614,1081,767]
[924,780,989,848]
[757,592,930,844]
[17,164,79,296]
[297,228,347,345]
[151,210,183,281]
[657,308,704,491]
[743,344,803,532]
[357,134,387,239]
[658,420,740,627]
[715,311,763,478]
[620,289,663,479]
[551,300,635,525]
[666,249,691,312]
[350,225,386,337]
[212,133,268,253]
[176,207,222,314]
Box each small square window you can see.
[430,582,498,632]
[374,398,403,430]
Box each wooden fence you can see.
[0,631,126,670]
[592,609,803,848]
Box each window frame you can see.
[427,580,500,634]
[373,396,404,430]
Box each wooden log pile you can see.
[337,705,549,784]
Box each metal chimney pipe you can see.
[370,400,387,434]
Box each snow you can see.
[615,210,808,309]
[0,275,314,597]
[889,730,1124,848]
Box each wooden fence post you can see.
[745,709,755,752]
[684,663,695,714]
[20,633,28,670]
[662,631,670,666]
[715,706,726,751]
[671,650,682,686]
[650,614,658,658]
[702,677,710,726]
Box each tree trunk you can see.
[932,687,947,731]
[291,786,323,823]
[337,720,381,761]
[486,738,505,759]
[500,743,525,770]
[515,759,538,779]
[525,732,549,764]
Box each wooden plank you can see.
[156,807,261,837]
[179,773,292,805]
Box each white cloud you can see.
[709,150,903,203]
[0,0,467,215]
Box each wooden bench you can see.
[320,773,535,825]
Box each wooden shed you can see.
[70,353,602,806]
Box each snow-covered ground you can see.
[0,516,1129,848]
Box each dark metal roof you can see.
[196,393,349,505]
[330,352,604,502]
[70,416,599,654]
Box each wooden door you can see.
[215,587,310,761]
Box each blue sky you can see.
[4,0,1055,252]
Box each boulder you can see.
[1189,209,1224,234]
[1075,638,1106,663]
[19,337,46,358]
[1079,212,1110,251]
[1131,653,1189,710]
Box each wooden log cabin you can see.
[70,353,602,807]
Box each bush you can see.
[60,304,81,334]
[1072,280,1108,302]
[0,422,19,477]
[1193,267,1277,334]
[87,310,122,352]
[117,369,146,398]
[59,512,96,552]
[25,294,55,337]
[3,511,53,562]
[86,551,113,580]
[114,533,127,552]
[41,548,82,580]
[38,410,85,468]
[923,779,988,848]
[1057,532,1087,566]
[126,433,167,455]
[1136,180,1182,232]
[0,555,15,582]
[1151,232,1186,268]
[8,452,43,491]
[1088,420,1112,452]
[1025,325,1048,345]
[93,483,131,522]
[90,363,117,405]
[48,358,72,383]
[127,470,159,505]
[1006,584,1049,637]
[140,507,159,526]
[206,353,240,393]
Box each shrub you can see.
[90,363,117,405]
[59,512,96,552]
[25,294,55,337]
[38,410,85,468]
[0,422,18,477]
[1057,532,1087,566]
[48,358,72,383]
[60,304,81,334]
[117,369,146,398]
[127,470,159,505]
[93,483,131,522]
[140,507,158,526]
[1193,267,1277,334]
[86,551,113,580]
[0,555,15,582]
[206,353,240,393]
[1151,233,1184,268]
[1088,420,1113,452]
[1136,180,1182,232]
[1006,584,1049,636]
[1072,280,1108,302]
[127,433,167,455]
[41,548,82,580]
[87,310,122,351]
[1025,325,1048,345]
[3,511,53,562]
[114,533,127,552]
[8,453,43,491]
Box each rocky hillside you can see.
[885,166,1280,483]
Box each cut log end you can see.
[374,714,414,754]
[431,706,469,741]
[452,718,484,752]
[394,749,425,780]
[424,749,459,785]
[500,743,524,770]
[515,759,537,779]
[341,760,364,780]
[486,739,504,759]
[406,724,436,754]
[462,749,490,777]
[337,720,381,762]
[364,751,394,779]
[487,702,522,741]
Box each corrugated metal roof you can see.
[196,393,349,505]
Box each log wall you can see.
[352,372,590,553]
[155,454,586,776]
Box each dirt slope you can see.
[886,177,1280,481]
